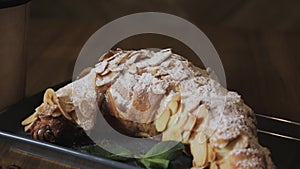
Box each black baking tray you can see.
[0,82,299,169]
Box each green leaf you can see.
[79,141,187,169]
[140,158,170,169]
[144,141,184,160]
[79,144,132,161]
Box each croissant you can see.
[22,49,275,169]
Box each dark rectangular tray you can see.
[0,82,299,169]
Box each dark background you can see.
[25,0,300,122]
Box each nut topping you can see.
[155,109,171,132]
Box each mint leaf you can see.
[139,141,185,169]
[144,141,184,160]
[79,141,187,169]
[79,144,132,162]
[140,158,170,169]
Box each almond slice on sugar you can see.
[209,162,219,169]
[168,93,181,115]
[58,96,75,113]
[182,114,197,143]
[43,89,73,120]
[225,135,249,150]
[155,109,171,132]
[182,131,191,143]
[59,101,74,113]
[194,104,209,119]
[219,148,264,169]
[98,50,115,62]
[151,81,168,95]
[95,60,108,74]
[58,105,73,121]
[43,89,59,105]
[214,147,230,161]
[24,120,36,132]
[162,112,195,142]
[162,129,182,142]
[128,63,137,74]
[96,72,119,87]
[213,137,249,167]
[183,113,197,131]
[100,68,111,76]
[190,132,208,167]
[116,52,131,64]
[208,144,216,162]
[192,104,213,136]
[21,111,38,126]
[106,52,131,72]
[162,113,186,141]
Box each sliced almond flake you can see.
[190,132,208,167]
[54,97,72,121]
[108,63,124,72]
[41,89,70,120]
[148,49,172,66]
[95,60,108,74]
[128,64,137,74]
[59,106,72,120]
[105,54,117,62]
[47,95,73,120]
[35,103,57,114]
[194,76,208,86]
[24,121,36,132]
[209,162,218,169]
[151,80,168,95]
[162,113,192,142]
[43,89,58,105]
[108,52,128,66]
[214,147,230,159]
[182,131,191,143]
[96,72,119,86]
[21,111,38,125]
[162,129,182,142]
[101,68,111,76]
[149,68,158,76]
[155,109,171,132]
[136,49,171,68]
[193,104,209,119]
[59,99,75,113]
[183,114,196,131]
[117,52,131,64]
[208,144,216,162]
[231,135,249,150]
[168,100,178,115]
[125,53,138,65]
[99,50,115,61]
[169,112,180,125]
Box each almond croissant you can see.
[22,49,275,169]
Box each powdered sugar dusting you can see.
[55,48,274,169]
[56,69,98,131]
